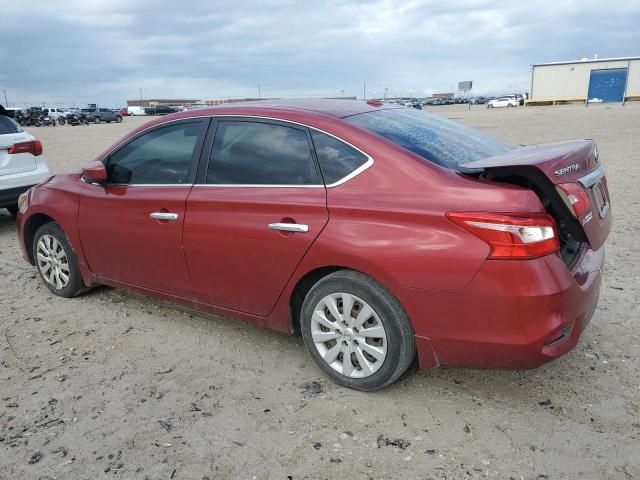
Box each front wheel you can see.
[33,222,87,298]
[300,270,416,390]
[94,117,100,124]
[115,115,122,123]
[58,117,66,125]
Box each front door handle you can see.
[149,212,179,221]
[268,222,309,233]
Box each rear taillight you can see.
[556,183,590,218]
[8,140,43,156]
[447,212,560,259]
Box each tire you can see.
[6,205,19,216]
[58,118,66,125]
[94,117,100,124]
[300,270,416,390]
[33,222,87,298]
[115,115,122,123]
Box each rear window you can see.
[345,108,511,170]
[0,116,23,134]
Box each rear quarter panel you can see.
[298,129,546,292]
[268,124,549,337]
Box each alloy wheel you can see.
[311,292,387,378]
[36,235,70,290]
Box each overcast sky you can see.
[1,0,638,106]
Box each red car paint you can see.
[16,100,610,370]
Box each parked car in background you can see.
[118,108,129,117]
[487,97,518,108]
[470,96,488,105]
[144,104,178,116]
[45,108,66,119]
[81,107,123,123]
[127,106,146,116]
[4,107,25,118]
[0,105,50,215]
[15,100,610,390]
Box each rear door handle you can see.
[268,223,309,233]
[149,212,179,221]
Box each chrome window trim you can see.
[95,114,374,189]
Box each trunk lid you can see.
[461,139,611,252]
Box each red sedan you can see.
[15,100,611,390]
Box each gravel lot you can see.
[1,104,639,479]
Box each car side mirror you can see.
[82,161,108,184]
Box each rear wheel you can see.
[115,115,123,123]
[300,270,416,390]
[33,222,86,298]
[58,117,66,125]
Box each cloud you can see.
[1,0,638,106]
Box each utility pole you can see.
[139,88,143,101]
[363,83,366,100]
[2,89,7,106]
[258,85,261,100]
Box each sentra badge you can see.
[554,164,580,177]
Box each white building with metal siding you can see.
[530,56,640,103]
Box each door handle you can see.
[149,212,179,221]
[268,222,309,233]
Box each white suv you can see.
[46,107,66,119]
[0,107,50,215]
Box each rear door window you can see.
[206,121,320,185]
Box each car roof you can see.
[178,99,404,119]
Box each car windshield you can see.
[345,108,512,169]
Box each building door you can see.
[588,69,627,102]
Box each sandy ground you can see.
[1,104,639,479]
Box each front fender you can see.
[19,174,95,286]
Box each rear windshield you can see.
[345,108,511,169]
[81,108,93,112]
[0,116,23,135]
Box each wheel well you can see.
[23,214,55,264]
[289,266,345,335]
